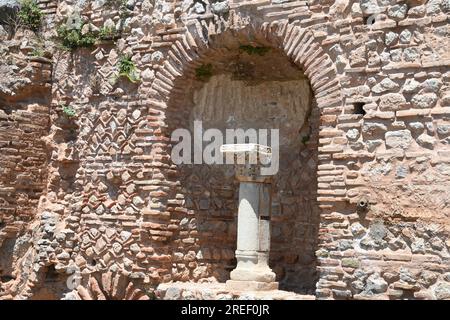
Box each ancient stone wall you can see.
[0,0,449,300]
[0,27,53,296]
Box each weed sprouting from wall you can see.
[61,105,76,118]
[56,23,97,50]
[117,55,140,83]
[98,26,119,41]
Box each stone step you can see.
[156,282,316,300]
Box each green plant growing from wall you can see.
[239,45,270,56]
[195,63,213,81]
[30,37,45,57]
[62,105,77,118]
[18,0,43,31]
[54,1,128,50]
[117,55,140,83]
[31,47,44,57]
[98,26,119,40]
[56,23,97,50]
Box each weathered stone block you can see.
[388,4,408,20]
[364,273,388,294]
[416,133,436,149]
[434,282,450,300]
[379,93,406,111]
[411,93,438,109]
[403,47,421,62]
[385,130,413,149]
[372,78,400,93]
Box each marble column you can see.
[220,144,278,291]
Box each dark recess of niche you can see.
[363,15,375,26]
[353,102,366,116]
[0,238,16,282]
[44,265,60,282]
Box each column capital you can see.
[220,143,274,183]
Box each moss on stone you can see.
[342,258,360,268]
[316,248,329,258]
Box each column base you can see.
[230,267,276,283]
[226,280,279,291]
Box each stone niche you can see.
[167,42,320,294]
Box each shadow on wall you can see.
[0,83,52,298]
[162,33,321,294]
[30,265,71,300]
[0,238,16,284]
[271,104,320,295]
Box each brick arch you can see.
[142,19,344,292]
[148,20,343,112]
